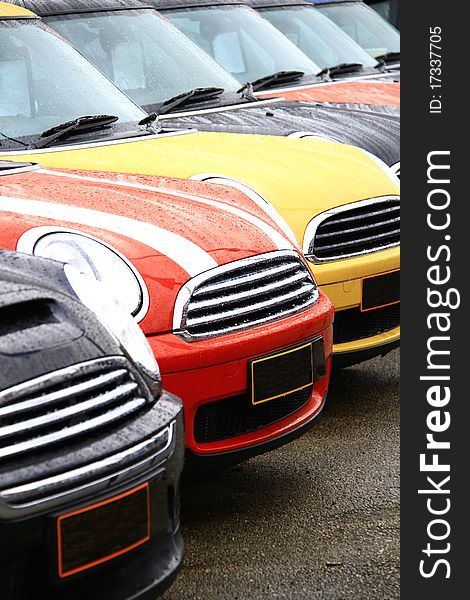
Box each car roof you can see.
[0,1,36,17]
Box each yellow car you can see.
[0,2,400,366]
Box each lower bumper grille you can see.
[333,303,400,345]
[194,386,313,444]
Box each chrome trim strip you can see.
[173,250,318,341]
[0,128,196,157]
[0,356,128,405]
[189,270,309,309]
[0,399,146,460]
[303,196,400,263]
[0,422,175,518]
[183,295,317,341]
[315,215,399,239]
[188,284,315,326]
[192,261,296,296]
[0,163,40,177]
[0,369,127,418]
[16,226,150,322]
[0,383,138,441]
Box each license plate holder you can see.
[361,269,400,312]
[250,341,315,406]
[56,483,150,578]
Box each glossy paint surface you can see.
[0,165,334,454]
[257,80,400,105]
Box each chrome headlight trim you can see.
[16,226,150,322]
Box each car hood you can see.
[256,80,400,106]
[0,165,304,334]
[2,129,400,246]
[160,100,400,166]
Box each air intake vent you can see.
[173,250,318,341]
[0,357,149,461]
[305,196,400,262]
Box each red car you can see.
[0,161,334,466]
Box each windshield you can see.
[317,2,400,58]
[260,5,376,70]
[47,9,240,108]
[366,1,391,22]
[0,19,145,143]
[164,5,320,84]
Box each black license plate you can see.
[361,270,400,312]
[250,341,315,406]
[57,483,150,578]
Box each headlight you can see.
[17,228,149,320]
[65,264,159,378]
[17,227,157,378]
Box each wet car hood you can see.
[0,164,305,334]
[1,130,400,247]
[0,248,123,388]
[159,98,400,166]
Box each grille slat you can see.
[316,216,400,239]
[174,250,318,341]
[192,261,298,296]
[0,399,146,461]
[0,382,138,442]
[317,227,400,253]
[306,196,400,262]
[0,369,128,419]
[188,283,314,326]
[188,270,309,310]
[0,357,149,461]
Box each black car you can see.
[0,249,184,600]
[12,0,399,170]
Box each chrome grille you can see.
[173,250,318,341]
[304,196,400,262]
[0,357,148,461]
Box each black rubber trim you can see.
[332,338,400,369]
[186,392,327,469]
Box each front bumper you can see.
[149,292,334,460]
[0,392,185,600]
[310,246,400,360]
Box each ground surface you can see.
[162,350,400,599]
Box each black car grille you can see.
[174,250,318,341]
[0,357,149,461]
[333,303,400,345]
[194,386,312,444]
[307,197,400,261]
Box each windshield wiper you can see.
[238,70,305,94]
[375,51,400,66]
[317,63,364,79]
[28,114,119,150]
[153,87,225,115]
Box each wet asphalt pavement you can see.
[162,349,400,600]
